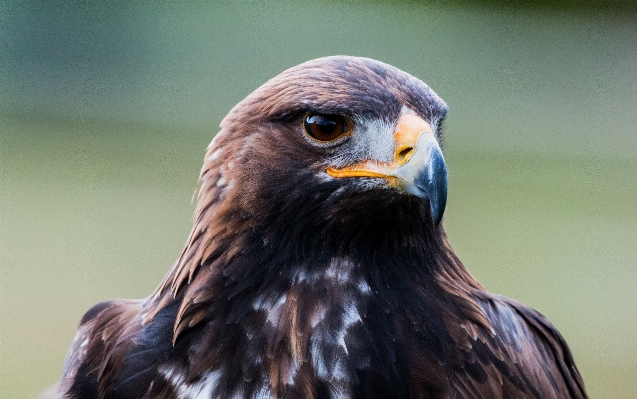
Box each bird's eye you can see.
[303,113,350,142]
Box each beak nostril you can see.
[396,147,415,163]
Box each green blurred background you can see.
[1,1,636,398]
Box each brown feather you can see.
[48,56,587,399]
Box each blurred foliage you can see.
[1,1,636,398]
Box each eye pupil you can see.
[304,114,348,141]
[313,117,336,135]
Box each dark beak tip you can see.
[430,191,447,228]
[428,150,448,229]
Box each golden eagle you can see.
[48,56,587,399]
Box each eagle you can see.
[48,56,587,399]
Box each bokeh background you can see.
[1,1,636,398]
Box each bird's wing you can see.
[506,297,587,398]
[51,299,145,398]
[451,294,587,399]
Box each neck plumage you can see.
[145,175,487,345]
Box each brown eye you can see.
[304,113,349,142]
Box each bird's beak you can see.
[326,113,448,226]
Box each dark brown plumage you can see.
[48,56,587,399]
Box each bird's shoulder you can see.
[50,298,147,398]
[451,292,587,398]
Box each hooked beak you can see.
[326,113,448,227]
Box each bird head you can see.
[202,56,449,239]
[157,56,454,315]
